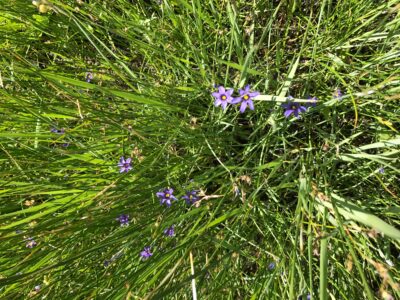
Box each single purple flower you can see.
[156,188,177,207]
[117,156,132,173]
[103,260,110,267]
[182,190,199,205]
[26,238,37,248]
[306,96,318,108]
[34,285,41,292]
[62,143,70,147]
[281,97,307,118]
[268,262,276,270]
[212,86,234,110]
[140,246,152,260]
[116,214,129,226]
[164,225,175,237]
[231,85,259,113]
[86,72,93,83]
[333,88,343,100]
[379,167,385,174]
[51,128,65,134]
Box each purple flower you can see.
[182,190,199,205]
[333,88,342,100]
[140,246,152,260]
[164,225,175,237]
[379,167,385,174]
[50,128,65,134]
[86,72,93,83]
[212,86,234,110]
[268,262,276,270]
[34,285,41,292]
[117,156,132,173]
[231,85,259,113]
[116,214,129,226]
[103,260,110,267]
[306,96,318,108]
[156,188,177,207]
[281,97,307,118]
[26,238,37,248]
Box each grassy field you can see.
[0,0,399,299]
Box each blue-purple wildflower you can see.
[182,190,200,205]
[268,262,276,270]
[333,88,343,100]
[297,294,311,300]
[140,246,152,260]
[26,237,37,248]
[306,96,318,108]
[117,156,132,173]
[50,128,65,134]
[164,225,175,237]
[156,188,177,207]
[231,85,259,113]
[86,72,93,83]
[116,214,129,226]
[212,86,234,110]
[282,97,307,118]
[379,167,385,174]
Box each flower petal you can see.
[284,110,293,118]
[231,97,242,104]
[248,100,254,110]
[249,91,260,98]
[214,99,222,107]
[212,92,220,98]
[218,86,225,94]
[240,102,247,113]
[226,89,234,96]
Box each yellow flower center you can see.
[189,195,193,199]
[243,95,249,100]
[165,193,170,198]
[221,95,227,100]
[291,105,297,110]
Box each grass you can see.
[0,0,399,299]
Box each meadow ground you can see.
[0,0,400,299]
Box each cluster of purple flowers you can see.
[212,85,259,113]
[115,189,198,260]
[156,188,200,207]
[137,188,199,260]
[212,86,347,119]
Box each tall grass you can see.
[0,0,399,299]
